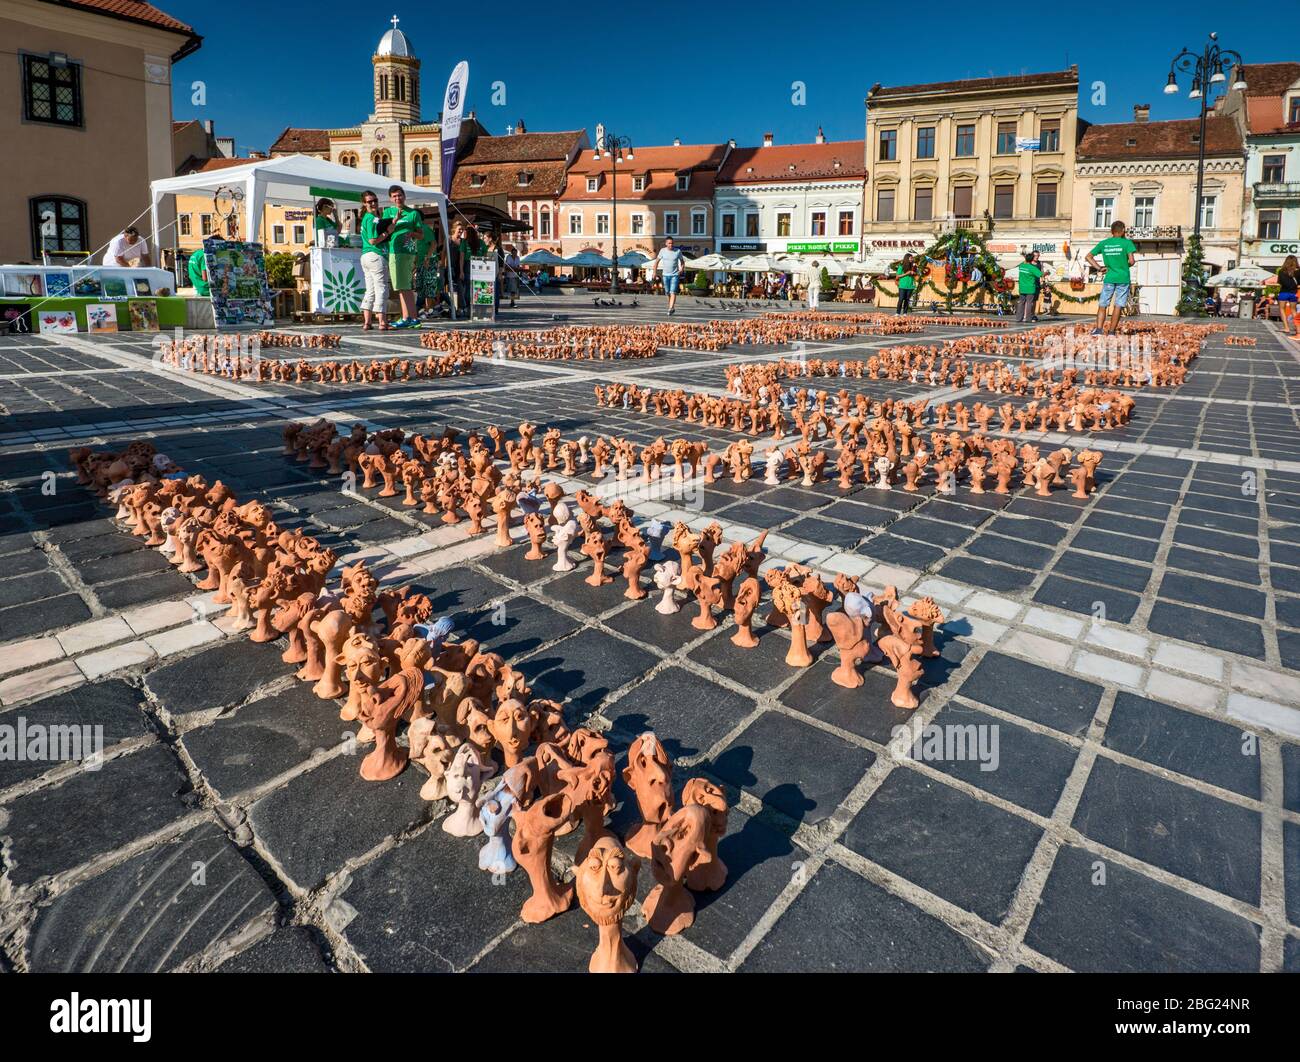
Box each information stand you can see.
[470,256,497,321]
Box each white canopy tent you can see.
[1205,266,1276,288]
[148,154,450,260]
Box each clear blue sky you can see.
[165,1,1291,154]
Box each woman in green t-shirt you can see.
[313,199,339,244]
[896,253,918,315]
[358,192,390,331]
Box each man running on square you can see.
[656,236,684,316]
[1086,220,1137,335]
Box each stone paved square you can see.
[2,298,1298,983]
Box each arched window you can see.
[396,76,406,102]
[539,207,551,237]
[372,150,391,177]
[411,151,432,184]
[339,152,358,168]
[379,74,389,101]
[29,195,87,257]
[519,206,531,232]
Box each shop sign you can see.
[1266,242,1300,256]
[722,241,766,252]
[786,241,858,254]
[1015,137,1040,152]
[865,238,927,251]
[284,210,312,221]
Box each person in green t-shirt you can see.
[381,185,421,327]
[1016,253,1042,323]
[1086,220,1138,335]
[895,253,918,315]
[358,191,390,331]
[313,199,339,244]
[187,250,210,297]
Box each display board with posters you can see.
[202,237,275,328]
[470,255,497,321]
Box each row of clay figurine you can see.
[158,340,473,384]
[71,440,732,973]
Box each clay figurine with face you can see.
[574,836,641,973]
[622,732,673,858]
[489,697,535,769]
[443,744,489,837]
[682,777,729,892]
[642,803,712,935]
[478,786,517,875]
[653,561,681,615]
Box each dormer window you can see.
[676,174,689,191]
[1191,133,1200,143]
[586,176,599,192]
[517,171,533,186]
[1289,98,1300,124]
[632,175,646,191]
[1126,138,1137,147]
[469,173,486,188]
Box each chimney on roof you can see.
[517,118,526,134]
[728,138,735,148]
[673,137,681,146]
[815,125,825,144]
[203,119,214,135]
[762,132,774,147]
[1133,103,1150,123]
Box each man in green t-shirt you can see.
[381,185,421,328]
[1016,252,1042,323]
[187,250,210,297]
[1086,220,1138,335]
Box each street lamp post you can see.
[1163,32,1246,239]
[592,131,634,294]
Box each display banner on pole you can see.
[440,61,469,195]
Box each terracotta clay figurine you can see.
[622,732,673,858]
[489,697,535,769]
[573,836,641,974]
[682,777,729,892]
[509,778,575,923]
[825,591,874,689]
[653,561,681,614]
[443,744,489,837]
[524,512,547,560]
[622,539,649,600]
[354,667,420,782]
[310,609,354,700]
[731,576,761,648]
[478,786,517,875]
[641,803,712,936]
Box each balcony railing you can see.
[1254,181,1300,201]
[933,215,992,236]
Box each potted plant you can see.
[689,271,710,297]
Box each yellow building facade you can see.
[862,68,1078,269]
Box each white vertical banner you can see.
[440,61,469,195]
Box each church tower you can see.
[372,16,420,123]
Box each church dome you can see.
[376,26,415,58]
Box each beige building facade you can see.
[1073,109,1244,313]
[1,0,200,265]
[863,68,1078,269]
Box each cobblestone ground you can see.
[0,300,1297,974]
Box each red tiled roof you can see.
[1239,62,1300,97]
[1077,116,1242,160]
[269,127,331,154]
[173,119,198,133]
[452,160,570,200]
[568,142,729,176]
[869,67,1077,99]
[458,130,585,165]
[718,141,865,183]
[42,0,194,35]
